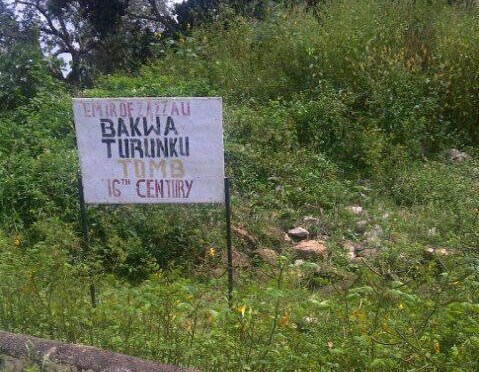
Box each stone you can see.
[435,248,450,256]
[446,148,471,162]
[296,316,320,332]
[0,355,24,372]
[0,330,191,372]
[254,248,278,265]
[424,246,450,257]
[424,247,435,257]
[283,233,293,243]
[233,226,257,248]
[294,259,305,267]
[355,220,368,233]
[346,205,363,215]
[302,316,319,325]
[44,362,78,372]
[231,249,250,268]
[364,224,383,242]
[287,227,309,240]
[293,240,327,260]
[342,241,357,260]
[265,226,291,244]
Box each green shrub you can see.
[0,3,478,369]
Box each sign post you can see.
[73,97,233,307]
[77,173,97,307]
[224,177,233,309]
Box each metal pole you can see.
[224,177,234,309]
[78,173,97,308]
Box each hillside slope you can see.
[0,1,478,370]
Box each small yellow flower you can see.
[14,236,21,247]
[154,271,162,279]
[279,313,289,327]
[207,247,216,257]
[207,310,218,324]
[398,303,404,310]
[433,339,440,353]
[236,304,247,317]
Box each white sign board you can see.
[73,97,224,204]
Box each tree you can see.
[126,0,177,36]
[0,0,53,110]
[10,0,93,85]
[174,0,281,33]
[10,0,177,86]
[174,0,220,34]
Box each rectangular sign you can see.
[73,97,224,204]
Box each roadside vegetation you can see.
[1,0,478,370]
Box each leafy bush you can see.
[1,237,478,370]
[0,2,479,370]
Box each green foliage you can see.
[0,3,57,111]
[391,161,478,208]
[1,238,478,370]
[1,1,479,370]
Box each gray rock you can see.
[424,246,450,257]
[283,233,293,243]
[265,226,291,244]
[343,241,358,260]
[230,249,250,269]
[294,259,305,267]
[446,148,471,162]
[435,248,450,256]
[302,316,319,325]
[424,246,435,257]
[287,227,310,240]
[346,205,363,215]
[0,330,192,372]
[364,224,383,242]
[254,248,278,265]
[44,362,78,372]
[0,355,24,372]
[355,220,368,233]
